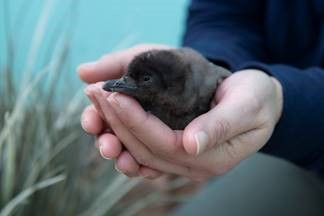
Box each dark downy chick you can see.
[103,48,231,130]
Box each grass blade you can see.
[0,175,66,216]
[79,176,140,216]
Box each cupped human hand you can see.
[78,44,283,181]
[79,44,171,178]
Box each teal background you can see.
[0,0,189,85]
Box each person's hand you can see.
[78,44,283,181]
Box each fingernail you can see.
[78,61,96,71]
[81,114,90,131]
[115,164,122,173]
[99,143,112,160]
[194,131,209,155]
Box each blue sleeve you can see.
[183,0,268,69]
[183,0,324,172]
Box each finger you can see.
[115,151,140,177]
[106,92,214,179]
[194,127,272,177]
[77,44,169,83]
[107,92,183,155]
[84,82,111,119]
[183,101,258,156]
[78,52,130,83]
[105,92,212,180]
[98,133,122,159]
[81,105,104,135]
[95,128,115,149]
[92,86,197,178]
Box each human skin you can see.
[78,44,283,181]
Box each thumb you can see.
[183,103,255,155]
[77,44,170,84]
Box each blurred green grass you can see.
[0,0,195,216]
[0,1,179,215]
[0,19,134,216]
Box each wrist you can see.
[270,77,283,124]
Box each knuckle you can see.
[213,120,231,143]
[225,140,243,160]
[242,94,263,115]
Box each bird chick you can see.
[103,48,231,130]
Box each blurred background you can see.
[0,0,192,215]
[0,0,189,86]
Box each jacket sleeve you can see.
[183,0,324,172]
[183,0,268,69]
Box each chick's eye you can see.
[142,74,152,82]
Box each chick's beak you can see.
[103,76,138,94]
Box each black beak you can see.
[103,77,138,94]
